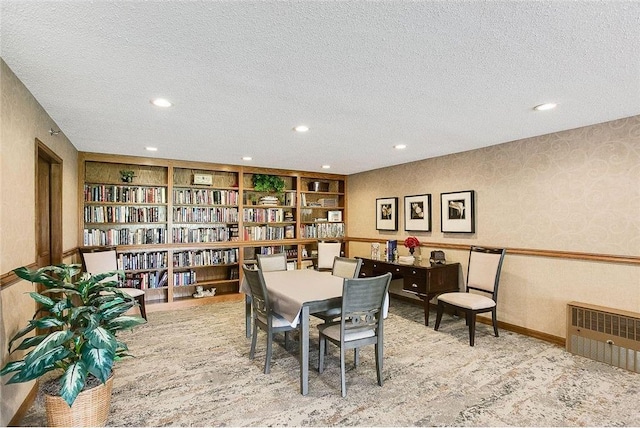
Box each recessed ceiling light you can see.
[145,147,158,152]
[533,103,557,111]
[394,144,407,150]
[293,125,309,132]
[151,98,172,108]
[242,156,252,161]
[321,165,331,169]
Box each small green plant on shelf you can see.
[119,170,136,183]
[252,174,285,193]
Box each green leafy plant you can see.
[0,264,146,406]
[119,170,136,182]
[252,174,286,193]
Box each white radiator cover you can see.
[567,301,640,373]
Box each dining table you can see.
[240,268,388,396]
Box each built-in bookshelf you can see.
[78,153,347,311]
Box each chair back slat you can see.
[257,253,287,272]
[332,257,362,279]
[242,265,270,318]
[341,273,391,334]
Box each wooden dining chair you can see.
[434,246,506,346]
[242,265,297,374]
[318,272,392,397]
[256,253,287,272]
[79,246,147,320]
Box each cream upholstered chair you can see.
[316,241,342,271]
[242,265,297,374]
[256,253,287,272]
[79,247,147,320]
[318,272,392,397]
[434,246,506,346]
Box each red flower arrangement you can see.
[404,236,420,254]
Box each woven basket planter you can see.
[44,375,113,427]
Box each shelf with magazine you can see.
[242,171,297,239]
[116,249,170,303]
[299,176,345,241]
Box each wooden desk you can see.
[357,258,460,326]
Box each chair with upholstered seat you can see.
[434,246,506,346]
[316,241,342,271]
[242,265,297,374]
[256,253,287,272]
[318,272,392,397]
[79,246,147,320]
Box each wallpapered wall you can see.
[347,116,640,339]
[0,59,79,426]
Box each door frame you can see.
[36,139,63,266]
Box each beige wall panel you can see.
[348,116,640,340]
[1,59,79,426]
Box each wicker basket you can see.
[45,375,113,427]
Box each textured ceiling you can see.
[2,1,639,175]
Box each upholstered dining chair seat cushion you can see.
[316,307,342,318]
[319,323,375,342]
[257,312,294,328]
[438,292,496,310]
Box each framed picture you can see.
[404,194,431,232]
[376,197,398,231]
[441,190,475,233]
[327,210,342,222]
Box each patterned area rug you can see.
[20,299,640,426]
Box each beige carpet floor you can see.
[20,299,640,426]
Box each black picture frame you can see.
[404,194,431,232]
[440,190,475,233]
[376,197,398,231]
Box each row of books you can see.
[172,248,239,267]
[171,226,239,243]
[123,270,168,289]
[173,189,238,206]
[173,271,197,286]
[117,251,168,270]
[84,184,167,203]
[243,225,295,241]
[299,222,345,239]
[84,206,166,224]
[243,208,293,223]
[172,207,239,223]
[83,227,167,246]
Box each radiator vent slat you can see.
[567,302,640,374]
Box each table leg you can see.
[245,295,252,338]
[300,305,310,395]
[423,295,431,326]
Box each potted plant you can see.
[252,174,285,193]
[119,170,136,183]
[0,264,146,426]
